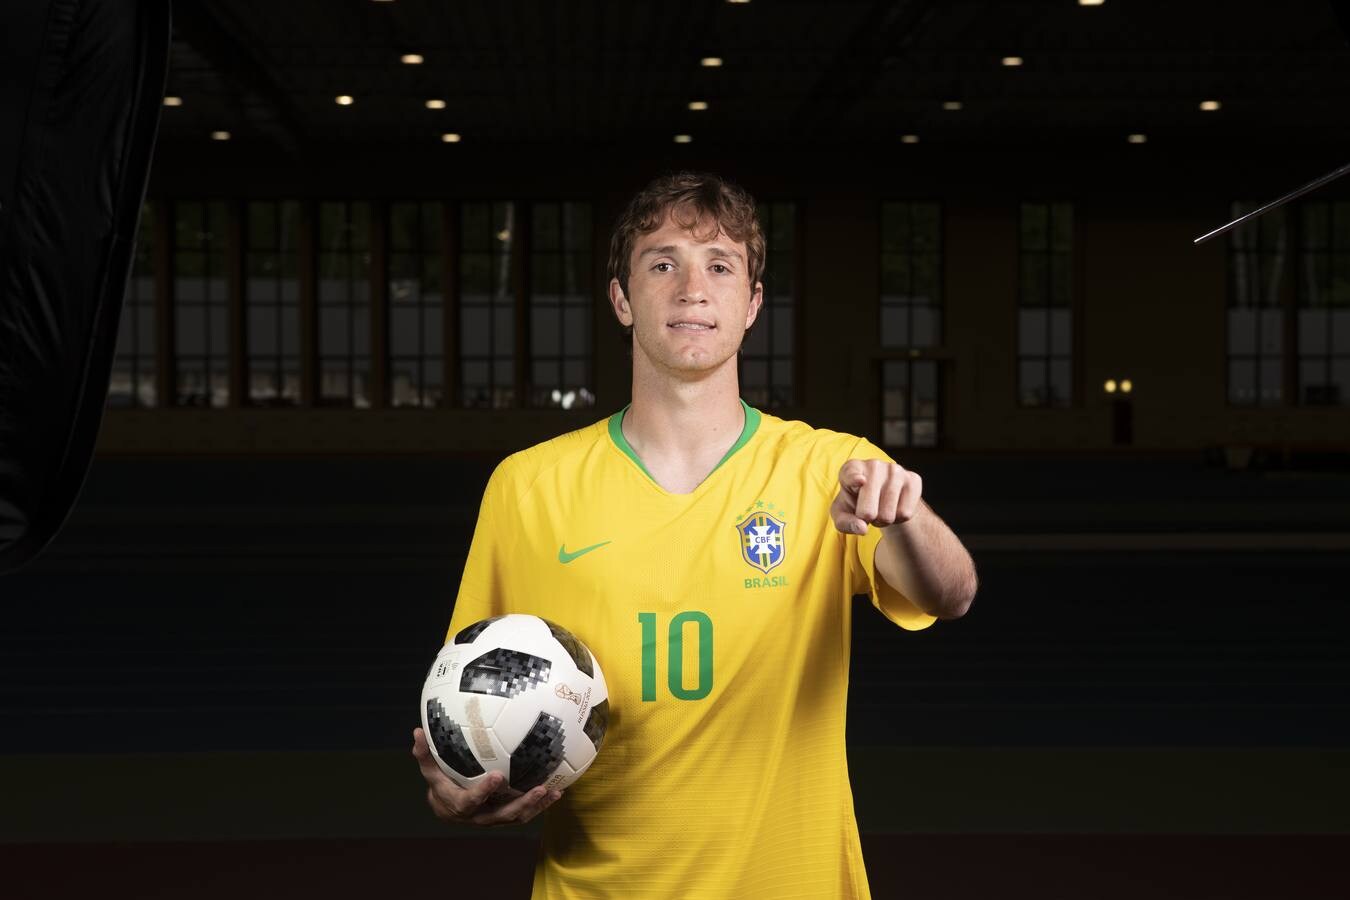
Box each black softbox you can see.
[0,0,171,574]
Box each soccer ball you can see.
[421,614,609,796]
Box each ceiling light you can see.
[688,100,709,111]
[1127,133,1147,144]
[425,99,447,109]
[1078,0,1105,6]
[1120,379,1133,393]
[700,57,723,67]
[1199,99,1221,111]
[900,134,920,144]
[1104,379,1118,393]
[441,132,461,143]
[727,0,751,4]
[401,54,424,65]
[674,134,693,144]
[1002,56,1023,67]
[210,130,231,141]
[163,95,183,107]
[942,100,963,111]
[336,95,354,106]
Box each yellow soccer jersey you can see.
[445,401,935,900]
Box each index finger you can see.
[852,461,885,524]
[838,459,867,494]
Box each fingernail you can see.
[549,790,562,802]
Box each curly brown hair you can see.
[607,172,766,320]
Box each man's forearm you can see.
[874,501,977,619]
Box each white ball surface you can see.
[420,614,609,797]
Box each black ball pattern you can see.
[454,616,504,645]
[583,698,609,751]
[460,648,552,699]
[426,698,484,777]
[543,618,594,677]
[509,711,567,792]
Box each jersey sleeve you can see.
[843,436,937,632]
[443,457,517,642]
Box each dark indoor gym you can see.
[2,1,1348,897]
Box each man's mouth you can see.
[668,321,716,331]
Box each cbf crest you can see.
[736,509,786,574]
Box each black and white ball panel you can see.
[543,618,593,676]
[508,711,568,792]
[453,615,503,645]
[583,697,609,751]
[425,698,484,778]
[460,647,552,699]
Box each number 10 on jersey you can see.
[639,611,713,701]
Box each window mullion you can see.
[443,202,459,408]
[513,201,531,409]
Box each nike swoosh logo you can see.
[558,541,611,564]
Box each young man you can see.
[412,172,977,898]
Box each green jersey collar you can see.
[607,399,761,484]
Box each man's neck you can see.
[621,357,746,493]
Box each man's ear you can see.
[609,278,633,327]
[745,281,764,330]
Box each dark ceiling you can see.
[163,0,1350,154]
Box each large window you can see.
[109,197,596,415]
[245,201,301,406]
[1227,199,1350,408]
[317,201,372,407]
[172,201,229,407]
[1017,202,1074,408]
[459,202,516,408]
[879,202,942,448]
[530,202,593,409]
[742,201,797,409]
[389,202,445,408]
[880,202,941,348]
[1227,202,1287,406]
[882,360,939,448]
[1296,201,1350,406]
[110,203,158,408]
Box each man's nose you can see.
[678,267,710,302]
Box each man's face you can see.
[609,211,763,379]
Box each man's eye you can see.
[653,262,673,272]
[711,264,729,274]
